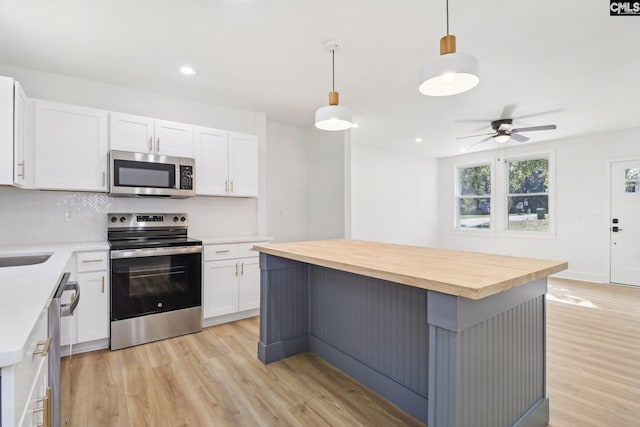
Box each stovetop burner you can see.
[107,213,202,250]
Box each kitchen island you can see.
[253,239,567,427]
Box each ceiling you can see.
[1,0,639,157]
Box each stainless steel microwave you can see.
[109,150,195,198]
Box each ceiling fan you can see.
[457,119,557,147]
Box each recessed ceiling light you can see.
[415,137,423,143]
[179,66,196,76]
[351,123,359,128]
[460,147,467,152]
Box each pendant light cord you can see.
[446,0,450,35]
[332,48,335,92]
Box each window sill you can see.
[451,228,495,236]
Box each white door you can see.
[229,132,258,197]
[238,258,260,311]
[109,112,155,153]
[34,100,108,191]
[203,260,239,318]
[193,126,229,195]
[611,160,640,286]
[154,119,193,157]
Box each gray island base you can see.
[255,241,566,427]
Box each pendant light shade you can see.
[315,41,353,131]
[418,1,479,96]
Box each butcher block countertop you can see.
[252,239,568,300]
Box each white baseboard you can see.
[61,338,109,356]
[551,271,606,284]
[202,308,260,328]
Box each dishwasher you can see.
[49,272,80,427]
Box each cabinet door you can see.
[238,258,260,312]
[109,112,155,153]
[13,83,33,188]
[203,259,239,318]
[154,119,193,157]
[34,100,108,191]
[228,132,258,197]
[193,126,229,195]
[75,271,109,343]
[0,76,13,185]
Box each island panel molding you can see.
[252,239,567,300]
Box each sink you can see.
[0,254,52,268]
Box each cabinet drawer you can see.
[204,244,238,261]
[76,251,108,272]
[236,242,267,259]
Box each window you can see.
[457,164,491,229]
[507,158,549,232]
[625,168,639,193]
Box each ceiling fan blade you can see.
[511,124,557,133]
[454,119,493,124]
[456,132,495,140]
[510,133,530,143]
[499,104,518,119]
[470,135,495,147]
[513,108,564,120]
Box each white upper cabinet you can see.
[229,132,259,197]
[34,100,109,192]
[194,127,258,197]
[0,76,33,188]
[13,82,33,188]
[194,127,229,195]
[109,112,154,153]
[109,112,193,157]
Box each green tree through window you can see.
[507,158,549,231]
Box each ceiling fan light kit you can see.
[419,0,479,96]
[315,41,354,131]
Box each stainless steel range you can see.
[108,213,202,350]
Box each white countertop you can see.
[0,241,108,367]
[197,235,272,245]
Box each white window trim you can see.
[454,161,494,233]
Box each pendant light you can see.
[315,41,353,131]
[418,0,479,96]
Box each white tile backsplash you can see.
[0,187,257,246]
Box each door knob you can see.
[612,226,623,232]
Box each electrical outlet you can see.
[65,209,75,222]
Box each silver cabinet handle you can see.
[101,276,105,293]
[225,180,229,193]
[157,137,160,152]
[235,263,239,276]
[17,161,25,178]
[240,262,244,275]
[215,249,230,254]
[148,136,153,152]
[102,172,106,187]
[82,259,103,263]
[230,180,234,193]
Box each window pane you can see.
[459,198,491,229]
[507,195,549,231]
[508,159,548,193]
[459,166,491,196]
[626,181,639,193]
[625,168,639,180]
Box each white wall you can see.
[350,144,439,246]
[437,127,640,283]
[266,122,345,243]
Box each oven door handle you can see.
[110,245,203,259]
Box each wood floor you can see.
[64,278,640,427]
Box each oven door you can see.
[110,246,202,321]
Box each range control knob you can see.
[110,216,117,223]
[173,216,179,222]
[180,216,186,222]
[119,216,126,223]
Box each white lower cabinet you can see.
[61,251,110,347]
[1,308,49,427]
[202,242,265,323]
